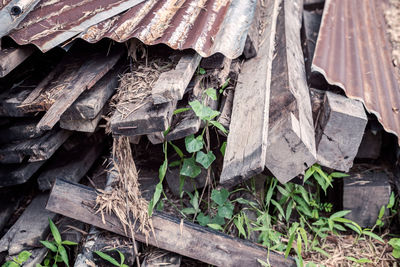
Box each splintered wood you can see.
[220,0,281,187]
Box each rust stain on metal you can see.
[4,0,256,59]
[312,0,400,145]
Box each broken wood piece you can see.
[37,133,104,191]
[302,9,322,80]
[243,1,260,59]
[21,49,123,131]
[343,169,391,228]
[316,92,367,172]
[47,179,295,267]
[0,161,45,188]
[152,52,201,104]
[265,0,317,183]
[0,119,42,144]
[220,0,281,187]
[0,193,57,256]
[0,128,71,164]
[0,87,34,117]
[60,110,103,133]
[0,46,35,77]
[61,65,121,121]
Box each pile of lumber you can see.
[0,0,399,266]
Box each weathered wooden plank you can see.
[316,92,367,172]
[61,65,121,121]
[303,9,322,80]
[0,87,33,117]
[21,49,122,131]
[0,194,57,256]
[152,52,201,104]
[220,0,281,187]
[0,119,42,144]
[37,133,104,191]
[0,46,35,77]
[265,0,317,183]
[0,161,45,188]
[60,110,103,133]
[47,179,294,267]
[111,100,177,137]
[243,1,260,59]
[343,169,391,228]
[0,128,71,164]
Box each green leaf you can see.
[387,192,395,209]
[169,142,184,158]
[17,251,32,262]
[180,158,201,178]
[285,232,296,258]
[181,208,196,215]
[198,67,206,75]
[211,188,230,206]
[190,190,199,212]
[197,213,210,226]
[148,182,163,216]
[271,199,285,220]
[329,172,349,178]
[205,88,217,100]
[220,78,230,91]
[61,240,78,246]
[363,231,384,243]
[116,249,125,266]
[220,142,227,156]
[299,228,308,251]
[95,251,120,266]
[196,151,216,169]
[189,100,220,121]
[173,107,191,115]
[218,202,234,219]
[304,167,315,183]
[234,215,246,238]
[48,218,61,245]
[266,179,277,206]
[256,259,270,267]
[330,210,351,219]
[185,134,203,153]
[169,160,181,168]
[333,223,346,232]
[40,241,57,253]
[209,120,228,134]
[207,224,223,231]
[344,223,362,235]
[58,244,69,267]
[312,247,330,258]
[389,238,400,249]
[378,205,386,219]
[296,233,302,256]
[2,262,19,267]
[211,215,225,225]
[393,249,400,259]
[159,159,168,181]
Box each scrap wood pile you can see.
[0,0,400,266]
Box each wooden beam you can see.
[265,0,317,184]
[0,46,35,77]
[0,119,42,144]
[243,2,260,59]
[0,87,33,117]
[220,0,281,187]
[47,179,294,267]
[60,65,120,121]
[152,52,201,104]
[60,110,103,133]
[0,128,71,164]
[0,161,45,188]
[0,194,57,255]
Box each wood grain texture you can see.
[220,0,281,187]
[265,0,317,183]
[60,110,103,133]
[152,52,201,104]
[47,179,294,267]
[0,46,35,77]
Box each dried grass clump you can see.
[110,59,173,119]
[95,136,153,242]
[304,232,398,266]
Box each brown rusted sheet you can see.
[6,0,256,59]
[312,0,400,145]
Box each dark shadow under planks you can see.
[0,127,72,164]
[0,118,43,144]
[0,86,34,117]
[220,0,281,187]
[0,193,57,256]
[47,179,295,267]
[265,0,316,183]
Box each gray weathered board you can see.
[60,110,103,133]
[0,128,71,164]
[21,49,122,131]
[0,194,57,256]
[265,0,317,183]
[316,92,367,172]
[0,46,35,77]
[0,87,33,117]
[152,52,201,104]
[243,2,260,59]
[302,9,322,80]
[0,161,45,188]
[220,0,281,187]
[0,119,42,144]
[47,179,295,267]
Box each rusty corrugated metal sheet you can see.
[312,0,400,145]
[5,0,256,59]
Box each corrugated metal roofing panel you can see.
[312,0,400,145]
[5,0,256,58]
